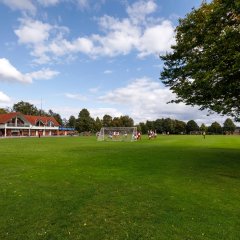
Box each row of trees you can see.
[0,102,237,134]
[66,109,134,133]
[138,118,236,135]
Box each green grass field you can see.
[0,135,240,240]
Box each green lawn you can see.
[0,135,240,240]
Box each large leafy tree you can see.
[223,118,236,134]
[208,121,222,134]
[102,114,112,127]
[94,117,102,132]
[200,123,208,133]
[160,0,240,120]
[139,122,147,134]
[163,118,175,133]
[174,120,186,134]
[119,115,134,127]
[76,108,94,132]
[186,120,199,134]
[68,115,76,128]
[13,101,39,115]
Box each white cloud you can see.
[0,58,58,83]
[65,93,87,101]
[137,21,175,57]
[15,19,52,44]
[0,0,35,13]
[52,106,80,118]
[126,0,157,24]
[98,77,226,125]
[27,68,59,80]
[0,91,11,103]
[0,58,32,83]
[89,108,123,119]
[14,0,175,63]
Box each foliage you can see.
[174,120,186,134]
[94,117,102,132]
[139,122,148,134]
[208,121,222,134]
[200,123,208,133]
[119,115,134,127]
[102,114,113,127]
[48,109,63,125]
[67,115,77,128]
[0,108,8,114]
[76,108,95,132]
[162,118,175,133]
[186,120,199,133]
[13,101,39,115]
[223,118,236,134]
[160,0,240,120]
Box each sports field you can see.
[0,135,240,240]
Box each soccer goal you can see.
[97,127,137,142]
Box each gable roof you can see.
[0,112,60,126]
[24,115,60,126]
[0,112,22,124]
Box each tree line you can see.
[138,118,236,135]
[0,101,237,135]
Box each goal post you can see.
[97,127,137,142]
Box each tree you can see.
[68,115,76,128]
[102,115,112,127]
[163,118,175,133]
[174,120,186,134]
[160,0,240,120]
[200,123,208,133]
[119,115,134,127]
[48,110,63,125]
[139,122,147,134]
[94,117,102,132]
[146,120,155,131]
[112,117,121,127]
[13,101,39,115]
[154,119,164,133]
[208,121,222,134]
[76,108,94,132]
[0,108,8,114]
[223,118,236,134]
[186,120,199,134]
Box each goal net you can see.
[97,127,137,142]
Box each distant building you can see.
[0,112,74,137]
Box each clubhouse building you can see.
[0,112,74,137]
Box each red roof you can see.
[0,112,19,124]
[0,112,60,126]
[24,115,60,126]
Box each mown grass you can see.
[0,135,240,240]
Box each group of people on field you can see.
[133,131,141,140]
[148,130,157,140]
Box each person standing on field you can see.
[203,131,206,139]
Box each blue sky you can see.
[0,0,234,125]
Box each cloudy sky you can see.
[0,0,235,125]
